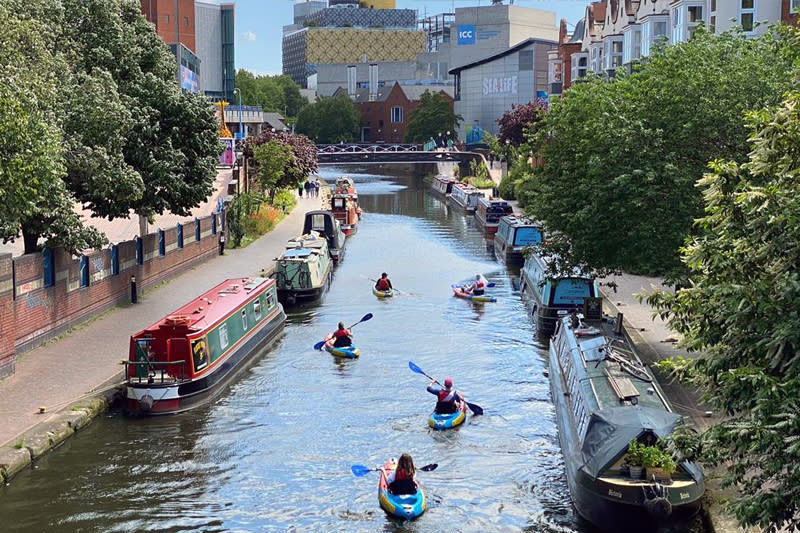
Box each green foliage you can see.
[295,94,360,143]
[272,189,297,214]
[253,141,294,201]
[467,159,489,182]
[521,27,798,278]
[644,35,800,528]
[234,70,306,117]
[242,130,318,195]
[405,91,462,144]
[626,440,676,474]
[626,440,644,466]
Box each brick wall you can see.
[1,213,222,375]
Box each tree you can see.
[521,27,798,278]
[253,141,294,202]
[645,81,800,532]
[497,102,546,146]
[242,130,318,192]
[405,91,461,144]
[295,94,360,143]
[234,70,307,117]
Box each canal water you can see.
[0,167,698,532]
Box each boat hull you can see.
[323,334,360,358]
[126,306,286,415]
[372,286,394,298]
[428,401,467,430]
[451,284,496,303]
[378,460,426,520]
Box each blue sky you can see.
[232,0,588,75]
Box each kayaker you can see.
[427,377,464,414]
[332,321,353,347]
[375,273,393,291]
[466,273,488,296]
[385,453,417,495]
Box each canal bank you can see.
[0,192,324,485]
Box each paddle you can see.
[313,313,373,350]
[351,463,438,477]
[408,361,484,416]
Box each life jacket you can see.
[437,389,456,403]
[394,468,411,481]
[377,278,391,291]
[333,328,350,339]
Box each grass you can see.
[13,439,24,449]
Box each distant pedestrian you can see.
[298,182,304,198]
[488,153,495,169]
[313,179,320,198]
[304,180,312,198]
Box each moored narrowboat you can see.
[274,233,333,306]
[493,216,543,266]
[520,251,600,337]
[431,174,458,197]
[331,193,360,235]
[448,183,484,214]
[303,210,346,262]
[549,313,704,531]
[474,197,514,234]
[124,277,285,415]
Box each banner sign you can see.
[219,138,235,167]
[457,25,475,45]
[483,75,518,96]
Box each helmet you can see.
[444,377,453,388]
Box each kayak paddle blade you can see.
[466,402,484,416]
[408,361,424,375]
[351,464,373,477]
[313,340,326,351]
[420,463,438,472]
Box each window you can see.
[184,16,189,26]
[390,106,402,123]
[164,14,169,24]
[792,0,800,10]
[739,0,755,32]
[603,37,623,70]
[590,44,603,73]
[219,323,229,349]
[518,50,533,71]
[241,309,248,330]
[571,53,588,80]
[672,3,705,43]
[254,299,262,320]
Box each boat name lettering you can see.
[680,492,691,500]
[608,489,622,499]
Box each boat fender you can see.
[139,394,154,411]
[165,315,192,326]
[642,483,672,518]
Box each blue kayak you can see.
[323,334,360,358]
[451,284,497,303]
[378,459,426,520]
[428,400,468,430]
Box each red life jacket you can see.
[333,328,350,339]
[437,389,456,403]
[377,278,391,290]
[395,468,411,480]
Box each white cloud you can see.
[242,30,257,42]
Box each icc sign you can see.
[457,25,475,45]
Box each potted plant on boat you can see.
[625,440,645,479]
[641,444,676,482]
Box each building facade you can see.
[450,38,555,144]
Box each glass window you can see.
[254,298,262,320]
[514,227,542,246]
[552,279,593,306]
[164,14,170,23]
[390,106,402,123]
[219,323,229,349]
[739,0,755,32]
[740,13,754,31]
[792,0,800,10]
[241,309,248,330]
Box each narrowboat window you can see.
[514,227,543,246]
[241,309,248,330]
[553,279,592,306]
[334,198,344,208]
[219,324,229,349]
[254,298,262,320]
[311,214,325,230]
[266,294,274,308]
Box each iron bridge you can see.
[316,144,482,167]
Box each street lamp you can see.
[233,88,243,139]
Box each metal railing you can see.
[317,143,420,153]
[123,360,187,384]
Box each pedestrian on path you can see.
[313,179,320,198]
[298,182,304,198]
[488,152,495,169]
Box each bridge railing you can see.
[317,143,421,154]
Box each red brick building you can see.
[140,0,196,53]
[334,83,454,143]
[783,0,799,24]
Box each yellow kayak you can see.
[372,286,394,298]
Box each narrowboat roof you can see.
[142,277,272,333]
[434,175,457,182]
[500,215,540,228]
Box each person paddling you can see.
[384,453,417,495]
[332,321,353,347]
[375,272,393,291]
[466,273,488,296]
[427,377,464,414]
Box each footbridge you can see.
[316,144,482,171]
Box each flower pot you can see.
[629,465,643,479]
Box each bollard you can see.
[131,275,137,303]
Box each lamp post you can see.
[233,87,243,139]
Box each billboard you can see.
[457,25,475,45]
[219,138,236,167]
[180,65,199,93]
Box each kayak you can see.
[378,459,426,520]
[428,399,468,430]
[372,286,394,298]
[323,333,360,359]
[451,284,497,303]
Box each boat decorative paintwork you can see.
[448,183,485,214]
[451,284,497,303]
[474,197,514,234]
[428,399,467,430]
[372,286,394,298]
[323,333,360,359]
[274,233,333,306]
[124,277,285,415]
[378,459,426,520]
[493,216,543,266]
[549,313,704,531]
[520,252,600,337]
[431,174,458,197]
[303,210,346,263]
[330,176,361,235]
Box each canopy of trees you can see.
[234,70,307,118]
[1,0,221,254]
[496,102,545,146]
[294,95,360,144]
[242,130,318,195]
[646,81,800,533]
[405,91,461,144]
[519,27,798,278]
